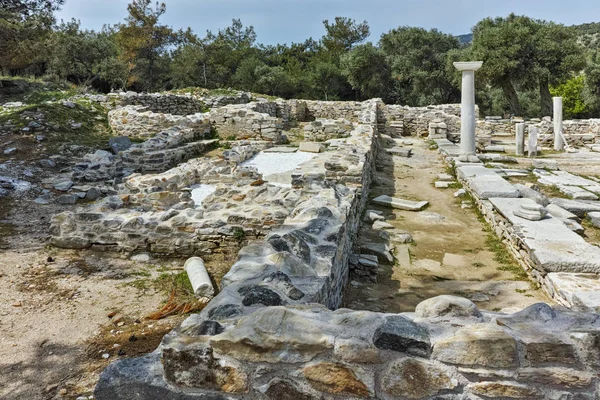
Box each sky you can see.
[56,0,600,44]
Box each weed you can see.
[232,227,246,241]
[515,288,527,294]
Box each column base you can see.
[457,154,481,163]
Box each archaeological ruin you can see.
[2,69,600,399]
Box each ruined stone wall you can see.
[108,105,210,140]
[303,100,363,121]
[120,126,216,173]
[303,118,354,142]
[93,100,600,400]
[384,104,463,137]
[209,103,284,143]
[118,93,206,115]
[52,142,278,254]
[476,117,600,146]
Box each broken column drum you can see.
[454,61,483,162]
[554,96,564,151]
[515,123,525,156]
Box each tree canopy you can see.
[4,1,599,118]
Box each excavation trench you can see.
[343,137,551,313]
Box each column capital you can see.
[454,61,483,72]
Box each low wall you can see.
[108,105,209,139]
[303,118,354,142]
[95,100,600,400]
[304,100,363,121]
[384,104,463,137]
[209,103,284,143]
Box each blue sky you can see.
[57,0,600,44]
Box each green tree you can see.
[49,20,127,90]
[471,14,538,116]
[115,0,178,91]
[533,22,586,116]
[321,17,370,57]
[552,75,590,119]
[309,62,346,101]
[0,0,64,74]
[341,43,391,100]
[380,27,460,105]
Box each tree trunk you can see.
[500,78,522,117]
[539,77,553,117]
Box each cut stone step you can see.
[372,195,428,211]
[263,146,298,153]
[386,147,412,157]
[435,181,456,189]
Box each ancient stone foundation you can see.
[88,98,600,400]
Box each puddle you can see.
[240,151,316,176]
[190,184,216,207]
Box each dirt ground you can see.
[344,138,552,313]
[0,195,236,400]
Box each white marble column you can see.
[553,97,564,151]
[454,61,483,162]
[515,123,525,156]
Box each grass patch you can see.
[0,101,112,151]
[153,271,197,304]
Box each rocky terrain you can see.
[1,78,600,399]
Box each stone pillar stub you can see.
[454,61,483,163]
[528,126,539,157]
[515,123,525,156]
[553,97,564,151]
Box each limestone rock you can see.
[303,362,371,397]
[210,307,332,363]
[380,358,458,399]
[432,325,518,368]
[264,380,313,400]
[372,195,428,211]
[516,367,593,389]
[468,381,540,398]
[238,286,285,306]
[334,338,381,364]
[415,295,483,320]
[299,142,324,153]
[373,315,431,357]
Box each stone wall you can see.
[303,118,354,142]
[476,116,600,146]
[303,100,363,121]
[208,103,284,143]
[95,99,600,400]
[384,104,463,137]
[120,127,217,173]
[108,105,209,140]
[119,92,206,115]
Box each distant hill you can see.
[456,22,600,48]
[456,33,473,45]
[571,22,600,49]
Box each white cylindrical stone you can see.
[454,62,483,162]
[184,257,214,298]
[528,126,539,157]
[553,97,564,151]
[515,123,525,156]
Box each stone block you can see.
[372,195,428,211]
[380,358,458,399]
[432,325,518,368]
[373,315,431,357]
[299,142,325,153]
[415,295,483,320]
[302,362,371,397]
